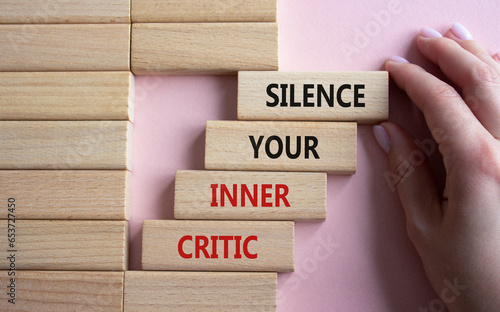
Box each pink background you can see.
[130,1,500,311]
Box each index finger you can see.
[417,35,500,138]
[385,58,484,156]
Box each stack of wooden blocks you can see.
[0,0,132,310]
[128,0,283,310]
[129,1,387,311]
[0,0,388,311]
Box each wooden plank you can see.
[0,221,128,270]
[238,71,389,124]
[205,121,357,174]
[124,271,276,312]
[0,24,130,72]
[0,121,132,170]
[131,0,276,23]
[0,72,134,121]
[0,171,131,220]
[0,0,130,24]
[175,170,326,221]
[131,23,278,75]
[142,220,294,272]
[0,271,124,311]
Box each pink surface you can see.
[130,1,500,310]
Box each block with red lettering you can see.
[205,121,357,174]
[142,220,294,272]
[238,71,388,124]
[175,170,326,221]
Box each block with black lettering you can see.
[205,121,356,174]
[238,71,388,124]
[142,220,294,272]
[175,170,326,221]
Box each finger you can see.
[385,58,483,156]
[417,32,500,138]
[493,51,500,63]
[444,23,500,74]
[417,34,500,90]
[373,123,443,242]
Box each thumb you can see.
[373,122,443,244]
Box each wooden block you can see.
[0,72,134,121]
[0,271,124,311]
[0,121,132,170]
[142,220,294,272]
[131,23,278,75]
[0,0,130,24]
[132,0,276,23]
[0,220,128,270]
[0,171,131,220]
[124,271,276,312]
[238,71,389,124]
[175,170,326,221]
[205,121,357,174]
[0,24,130,72]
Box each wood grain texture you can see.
[205,121,357,174]
[0,121,132,170]
[0,221,128,270]
[0,24,130,72]
[124,271,276,312]
[175,170,326,221]
[0,170,131,220]
[0,0,130,24]
[124,271,277,312]
[0,271,124,311]
[238,71,389,123]
[132,0,276,22]
[142,220,294,272]
[131,23,278,75]
[0,72,134,121]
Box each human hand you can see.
[373,23,500,312]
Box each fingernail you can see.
[373,125,391,154]
[420,27,442,38]
[451,22,473,40]
[494,50,500,60]
[388,55,410,63]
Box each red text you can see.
[178,235,258,259]
[210,184,291,207]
